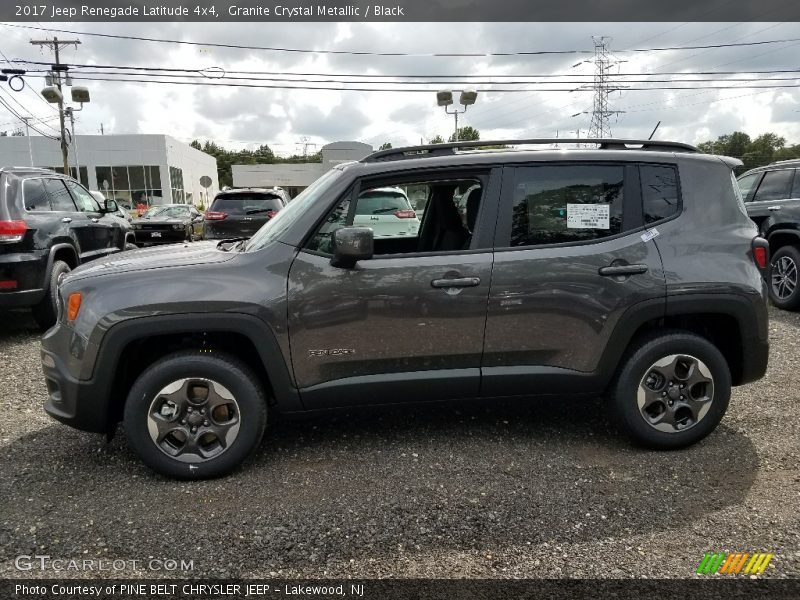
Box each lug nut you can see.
[203,420,209,426]
[191,426,197,433]
[181,419,186,425]
[200,409,205,415]
[187,407,193,413]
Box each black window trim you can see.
[494,160,669,251]
[299,165,502,260]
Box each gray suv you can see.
[738,159,800,310]
[40,139,770,479]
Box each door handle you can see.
[431,277,481,288]
[61,217,72,223]
[598,264,648,277]
[768,206,782,211]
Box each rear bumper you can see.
[0,250,48,308]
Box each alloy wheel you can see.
[637,354,715,433]
[771,255,798,300]
[146,378,241,463]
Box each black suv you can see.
[40,140,770,479]
[0,167,135,329]
[738,159,800,310]
[203,187,289,240]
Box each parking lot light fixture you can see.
[436,89,478,142]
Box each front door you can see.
[287,168,501,409]
[482,162,668,395]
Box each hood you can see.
[132,216,186,224]
[66,241,237,282]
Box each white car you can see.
[353,187,420,239]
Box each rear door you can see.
[482,162,667,395]
[208,192,283,237]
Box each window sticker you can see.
[566,203,610,229]
[641,228,660,242]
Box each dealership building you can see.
[232,141,373,196]
[0,134,219,209]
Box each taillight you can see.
[0,280,18,289]
[204,211,227,221]
[0,219,27,243]
[394,210,417,219]
[266,210,277,219]
[752,237,769,271]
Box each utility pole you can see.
[20,117,33,166]
[65,107,80,179]
[30,37,80,173]
[587,36,625,139]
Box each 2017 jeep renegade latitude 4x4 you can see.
[41,139,770,479]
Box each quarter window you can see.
[509,165,624,246]
[737,173,761,201]
[753,169,794,202]
[640,165,680,224]
[22,178,50,211]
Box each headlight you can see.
[172,224,183,230]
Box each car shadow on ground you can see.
[1,395,759,576]
[0,309,40,339]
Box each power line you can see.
[0,95,59,138]
[5,23,800,57]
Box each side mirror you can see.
[331,227,373,268]
[104,199,119,214]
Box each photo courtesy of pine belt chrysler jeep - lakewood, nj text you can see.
[29,139,770,479]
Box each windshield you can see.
[245,169,342,252]
[355,191,410,215]
[211,194,282,215]
[144,206,189,218]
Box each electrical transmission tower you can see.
[587,36,625,139]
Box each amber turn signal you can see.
[67,292,82,321]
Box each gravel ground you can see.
[0,307,798,580]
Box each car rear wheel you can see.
[768,245,800,310]
[123,351,267,479]
[32,260,71,331]
[610,331,730,449]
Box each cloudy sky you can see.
[0,21,798,155]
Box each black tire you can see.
[768,245,800,311]
[610,331,731,450]
[123,351,267,479]
[31,259,71,331]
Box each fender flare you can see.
[766,227,800,248]
[44,243,79,289]
[89,313,302,427]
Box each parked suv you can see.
[40,140,770,479]
[0,167,135,329]
[738,159,800,310]
[203,187,289,240]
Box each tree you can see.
[696,131,800,173]
[429,135,445,144]
[378,142,392,150]
[188,139,303,187]
[448,126,480,142]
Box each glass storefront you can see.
[169,166,185,203]
[94,165,162,210]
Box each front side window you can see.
[640,165,680,224]
[753,169,794,202]
[509,164,624,247]
[737,173,761,201]
[22,178,51,211]
[65,180,102,213]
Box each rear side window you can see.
[22,178,50,211]
[640,165,680,224]
[43,178,76,211]
[509,164,624,246]
[753,169,794,202]
[737,173,761,201]
[211,194,282,215]
[354,191,411,215]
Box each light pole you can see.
[42,86,90,179]
[436,90,477,142]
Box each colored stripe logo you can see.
[697,552,774,575]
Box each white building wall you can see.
[0,134,218,207]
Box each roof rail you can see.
[769,158,800,166]
[362,138,698,163]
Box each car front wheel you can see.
[123,351,267,479]
[611,331,731,449]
